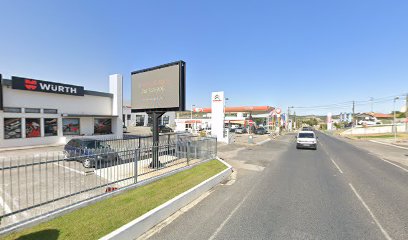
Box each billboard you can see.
[131,61,185,112]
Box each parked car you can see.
[235,127,247,134]
[64,138,118,168]
[296,131,317,150]
[254,127,267,135]
[150,125,173,133]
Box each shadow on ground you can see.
[16,229,60,240]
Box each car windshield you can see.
[299,133,315,138]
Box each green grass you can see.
[349,133,408,139]
[4,160,226,240]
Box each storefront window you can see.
[25,108,41,113]
[26,118,41,138]
[63,118,80,135]
[44,118,58,136]
[4,118,22,139]
[94,118,112,135]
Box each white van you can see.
[296,131,317,150]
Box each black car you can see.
[150,125,173,133]
[64,138,118,168]
[254,127,267,135]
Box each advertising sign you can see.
[131,61,186,112]
[4,118,22,139]
[12,76,84,96]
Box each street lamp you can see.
[393,97,399,142]
[191,104,195,133]
[288,106,294,131]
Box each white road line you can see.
[256,139,271,145]
[138,190,214,240]
[330,158,344,174]
[348,183,393,240]
[209,184,254,240]
[53,163,86,175]
[370,140,408,150]
[380,158,408,173]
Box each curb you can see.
[101,158,233,240]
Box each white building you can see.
[122,106,176,128]
[0,74,123,149]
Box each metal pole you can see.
[352,101,355,127]
[394,97,398,142]
[149,112,165,168]
[405,94,408,133]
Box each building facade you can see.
[0,74,123,149]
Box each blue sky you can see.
[0,0,407,115]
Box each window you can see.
[25,108,41,113]
[4,118,22,139]
[44,118,58,136]
[136,115,145,126]
[4,107,22,113]
[127,115,131,120]
[94,118,112,135]
[26,118,41,138]
[162,116,170,125]
[44,109,58,114]
[63,118,80,135]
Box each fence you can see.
[0,134,217,230]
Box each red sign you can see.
[25,79,37,90]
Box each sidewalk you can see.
[337,136,408,168]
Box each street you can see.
[145,132,408,240]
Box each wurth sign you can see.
[12,76,84,96]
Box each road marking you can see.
[53,163,86,175]
[348,183,392,240]
[256,139,271,145]
[138,189,214,240]
[209,183,255,240]
[330,158,344,174]
[380,158,408,173]
[319,142,344,174]
[370,140,408,150]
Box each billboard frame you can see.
[131,60,186,113]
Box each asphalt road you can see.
[146,132,408,240]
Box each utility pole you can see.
[405,93,408,133]
[352,101,355,127]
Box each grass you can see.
[348,133,408,139]
[4,160,227,240]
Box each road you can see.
[145,132,408,240]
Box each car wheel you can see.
[82,158,93,168]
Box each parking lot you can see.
[0,134,217,229]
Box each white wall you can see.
[3,87,112,116]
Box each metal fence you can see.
[0,134,217,230]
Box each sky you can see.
[0,0,407,115]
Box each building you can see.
[0,74,123,149]
[175,106,274,132]
[122,106,176,128]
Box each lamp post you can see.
[393,97,399,142]
[288,106,294,131]
[191,104,195,133]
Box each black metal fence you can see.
[0,134,217,230]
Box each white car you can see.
[296,131,317,150]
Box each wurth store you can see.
[0,74,123,149]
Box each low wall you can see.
[342,124,407,135]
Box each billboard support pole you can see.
[149,111,165,168]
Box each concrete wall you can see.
[342,124,407,135]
